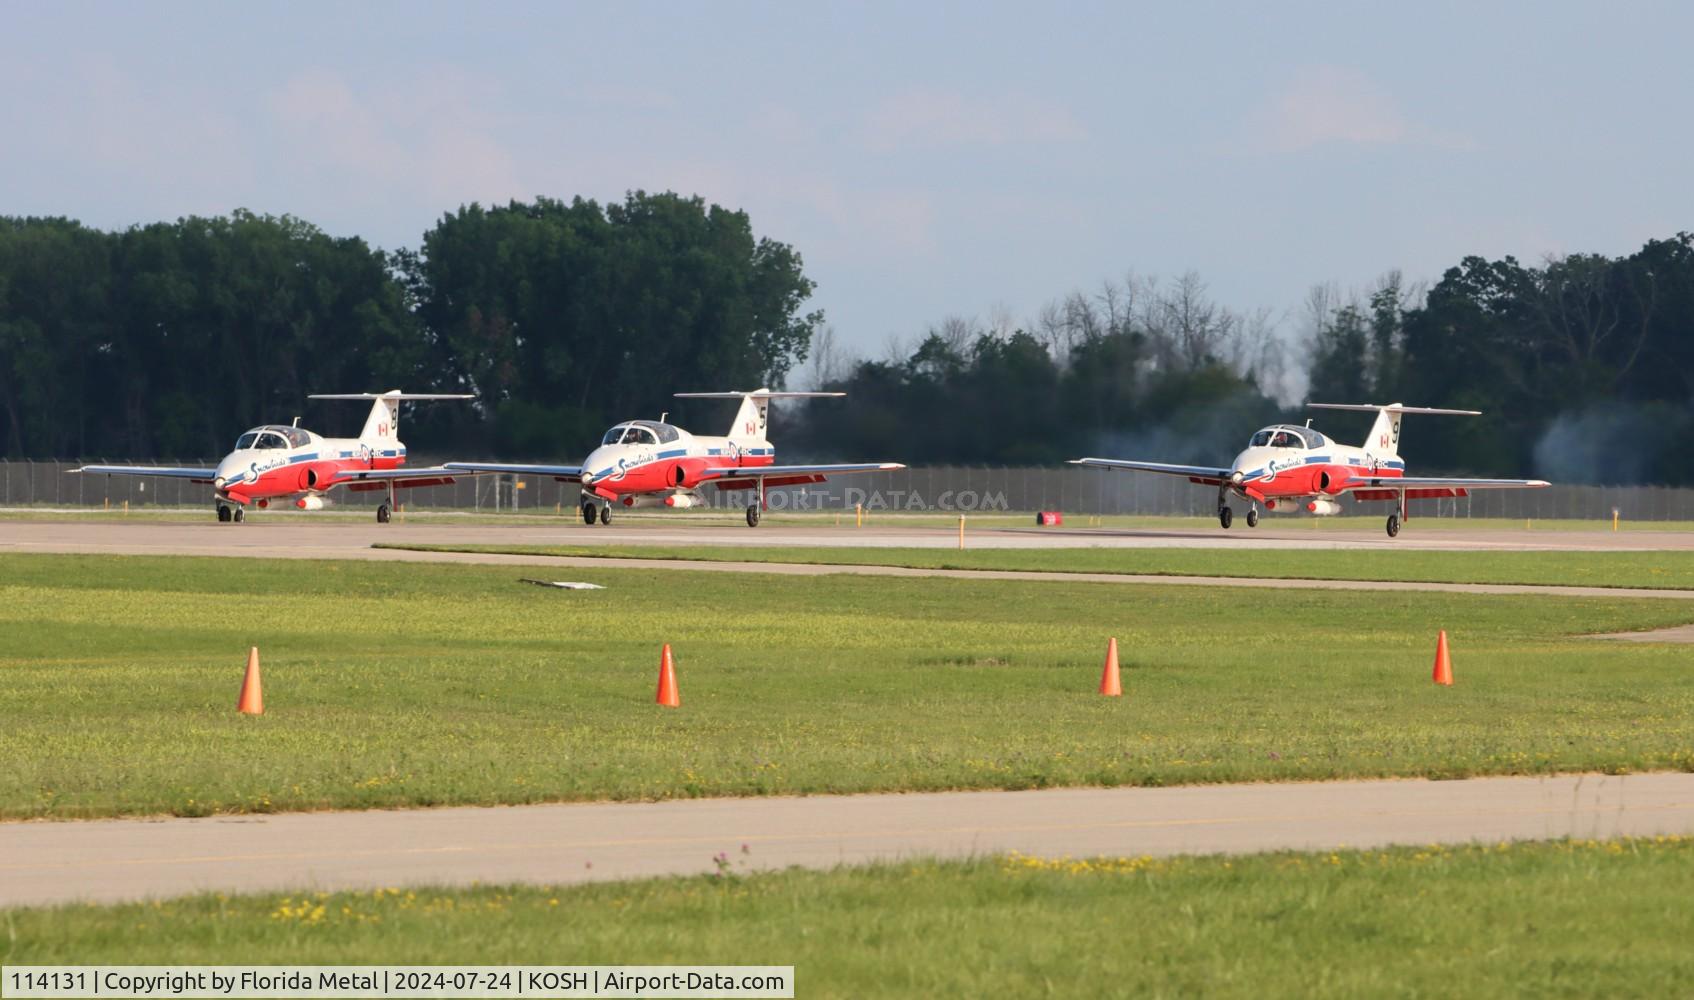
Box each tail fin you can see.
[360,396,401,445]
[673,389,846,444]
[1308,403,1482,461]
[307,391,475,445]
[1364,407,1402,460]
[729,392,767,443]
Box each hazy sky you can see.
[4,2,1690,365]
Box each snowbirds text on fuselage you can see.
[1071,403,1549,537]
[444,389,904,527]
[75,392,475,522]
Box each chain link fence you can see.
[7,460,1694,521]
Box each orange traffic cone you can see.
[237,646,264,714]
[656,644,680,707]
[1432,631,1454,686]
[1099,637,1122,697]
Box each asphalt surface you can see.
[4,773,1691,907]
[1595,623,1694,643]
[7,513,1694,551]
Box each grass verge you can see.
[5,839,1693,997]
[3,553,1693,818]
[377,542,1694,591]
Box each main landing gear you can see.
[1386,489,1407,538]
[376,503,392,524]
[746,504,761,528]
[582,501,611,525]
[1219,504,1260,529]
[216,503,243,523]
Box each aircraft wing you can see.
[328,466,478,490]
[1070,458,1232,486]
[441,462,584,483]
[74,464,217,482]
[1338,474,1550,501]
[1338,475,1551,492]
[703,462,904,489]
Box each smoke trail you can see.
[1532,404,1689,485]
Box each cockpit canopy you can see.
[235,425,311,451]
[1248,425,1326,450]
[599,420,681,447]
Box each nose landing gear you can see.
[1246,507,1260,528]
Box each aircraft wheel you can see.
[1386,513,1401,538]
[376,503,391,524]
[232,506,244,523]
[581,502,597,525]
[217,505,231,523]
[746,504,761,528]
[1218,506,1233,529]
[1246,508,1259,528]
[599,505,611,525]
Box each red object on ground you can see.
[1099,637,1122,697]
[656,644,681,707]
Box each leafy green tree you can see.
[0,217,111,456]
[407,192,821,454]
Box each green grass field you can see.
[379,542,1694,591]
[5,839,1692,997]
[2,553,1692,819]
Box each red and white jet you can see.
[1072,403,1549,537]
[445,389,904,527]
[76,391,474,523]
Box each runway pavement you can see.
[2,773,1691,907]
[5,512,1693,552]
[5,520,1694,601]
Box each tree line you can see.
[2,200,1690,483]
[792,235,1694,484]
[0,194,816,458]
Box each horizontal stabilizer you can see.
[1308,403,1482,416]
[308,392,475,401]
[674,391,846,400]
